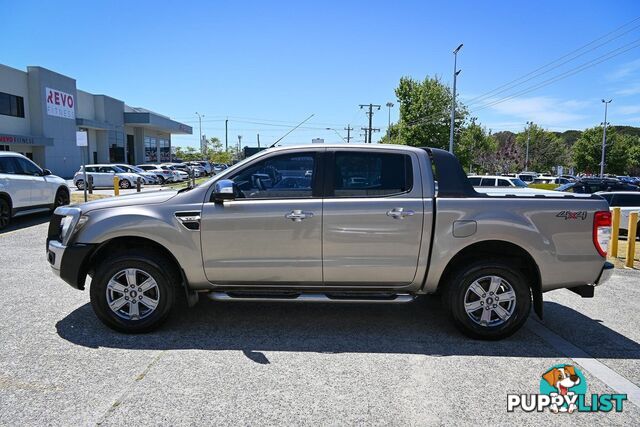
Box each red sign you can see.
[45,87,75,119]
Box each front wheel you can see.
[445,260,531,340]
[0,198,11,230]
[90,252,176,333]
[119,179,131,189]
[53,188,70,209]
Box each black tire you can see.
[157,176,165,184]
[0,198,11,230]
[90,251,176,333]
[75,180,85,190]
[119,179,131,189]
[445,259,531,340]
[53,188,70,210]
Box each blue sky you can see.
[2,0,640,148]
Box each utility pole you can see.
[386,102,394,140]
[237,135,242,155]
[225,118,228,151]
[525,121,532,172]
[344,124,353,143]
[359,103,381,143]
[361,127,369,144]
[257,133,261,148]
[600,99,612,177]
[196,112,205,154]
[449,43,463,153]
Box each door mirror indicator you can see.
[213,179,237,203]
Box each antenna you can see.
[269,114,315,148]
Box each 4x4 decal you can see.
[556,211,588,220]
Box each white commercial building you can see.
[0,64,192,177]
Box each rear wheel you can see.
[0,198,11,230]
[157,176,165,184]
[445,260,531,340]
[75,180,85,190]
[90,251,176,333]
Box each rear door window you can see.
[479,178,495,186]
[0,157,19,174]
[332,152,412,197]
[468,177,481,186]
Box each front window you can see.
[15,157,42,176]
[228,152,315,199]
[512,179,527,187]
[497,179,511,187]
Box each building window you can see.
[159,138,170,162]
[144,136,157,162]
[0,92,25,118]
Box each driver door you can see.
[200,150,323,285]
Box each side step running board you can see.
[207,292,415,304]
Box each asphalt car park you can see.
[1,221,640,425]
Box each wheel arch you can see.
[435,240,543,319]
[82,236,186,291]
[0,191,12,208]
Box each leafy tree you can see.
[515,124,569,174]
[456,120,496,173]
[380,76,467,149]
[572,126,630,175]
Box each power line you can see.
[472,38,640,112]
[465,15,640,105]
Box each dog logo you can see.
[540,364,586,413]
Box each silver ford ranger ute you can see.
[46,145,614,340]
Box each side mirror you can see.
[213,179,237,203]
[42,169,52,176]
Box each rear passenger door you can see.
[0,156,31,208]
[322,149,424,286]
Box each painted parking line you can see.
[527,319,640,407]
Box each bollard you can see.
[88,175,94,195]
[136,177,141,192]
[611,207,620,258]
[626,212,638,268]
[113,176,120,196]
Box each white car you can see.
[532,176,572,185]
[468,175,528,188]
[0,152,69,230]
[136,164,176,184]
[597,191,640,239]
[73,165,142,190]
[159,165,188,181]
[114,164,159,184]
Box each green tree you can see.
[380,76,467,149]
[515,124,569,174]
[572,126,630,175]
[206,137,233,164]
[456,120,496,173]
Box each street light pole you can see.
[600,99,612,177]
[386,102,394,140]
[525,121,532,172]
[325,127,346,143]
[449,44,463,153]
[195,112,204,154]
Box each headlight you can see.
[55,206,88,245]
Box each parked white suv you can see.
[73,165,142,190]
[0,152,69,230]
[468,175,528,187]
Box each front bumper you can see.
[47,240,95,290]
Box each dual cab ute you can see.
[47,145,613,339]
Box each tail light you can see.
[593,211,612,257]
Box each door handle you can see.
[285,210,314,222]
[386,208,415,219]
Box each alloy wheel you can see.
[105,268,160,321]
[463,275,517,327]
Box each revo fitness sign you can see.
[45,87,75,119]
